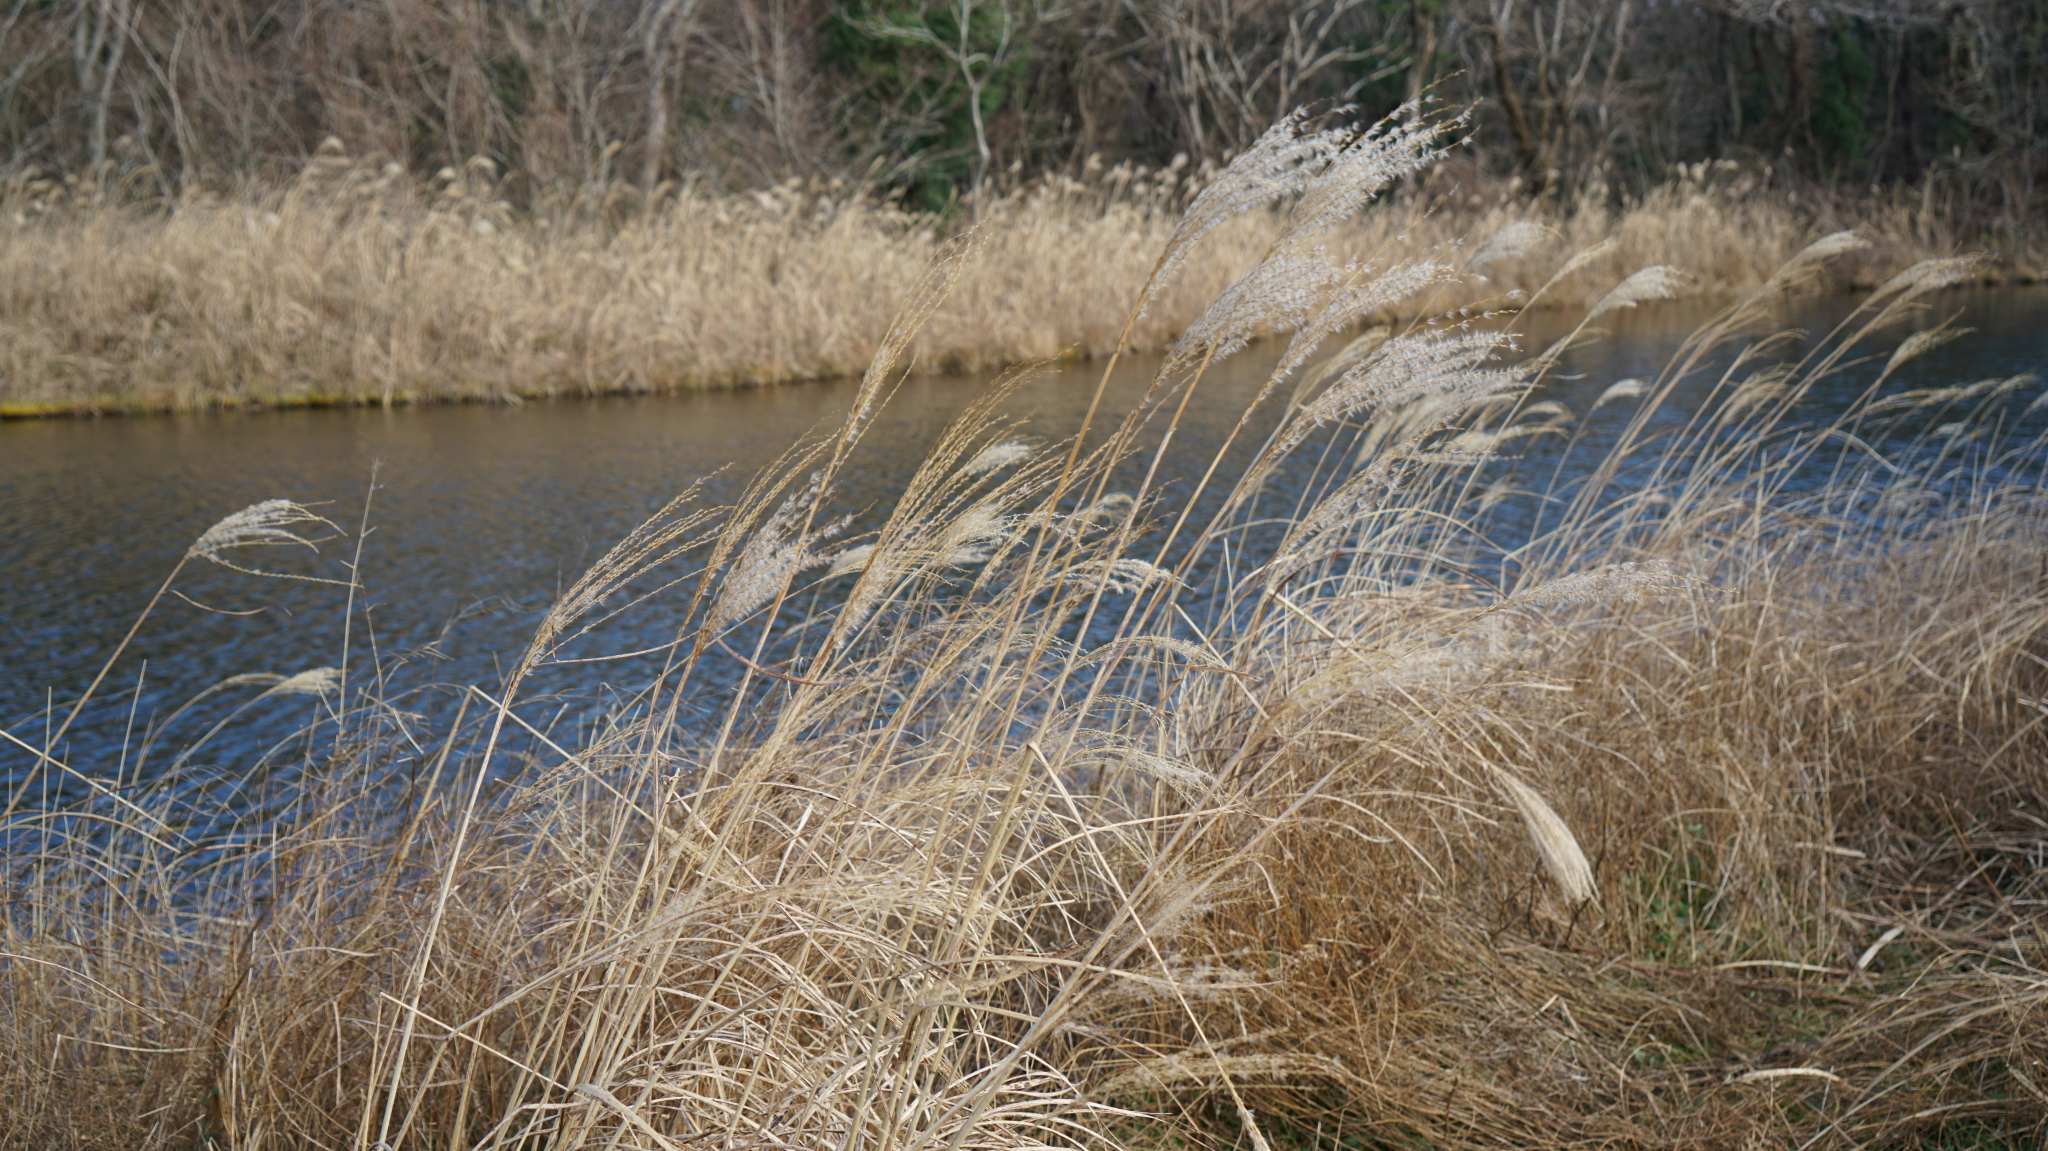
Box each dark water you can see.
[5,286,2046,819]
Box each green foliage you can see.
[1811,20,1877,179]
[824,1,1031,212]
[1635,821,1724,964]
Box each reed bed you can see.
[4,141,2035,415]
[4,106,2047,1151]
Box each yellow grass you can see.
[4,111,2047,1150]
[3,149,2033,414]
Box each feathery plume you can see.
[1059,558,1178,594]
[1884,324,1973,376]
[1785,230,1869,268]
[709,478,846,633]
[959,438,1035,476]
[1148,109,1352,303]
[1591,378,1647,411]
[1491,768,1597,903]
[1465,220,1550,273]
[1440,421,1564,456]
[1272,330,1521,463]
[827,544,877,579]
[1278,103,1462,247]
[1265,455,1407,588]
[186,499,347,582]
[1165,251,1347,375]
[1500,559,1705,609]
[1587,265,1689,320]
[1548,237,1620,283]
[1272,260,1456,385]
[1870,255,1981,302]
[1714,366,1794,428]
[265,667,343,698]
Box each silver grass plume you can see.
[1884,323,1973,376]
[1748,230,1871,304]
[841,238,980,444]
[1498,559,1705,610]
[1439,420,1565,457]
[1270,259,1457,386]
[1870,255,1981,302]
[1465,220,1550,273]
[1275,103,1464,248]
[1268,330,1522,465]
[1587,265,1690,320]
[1264,454,1408,589]
[830,499,1021,646]
[1146,109,1352,304]
[1591,378,1647,410]
[708,478,847,633]
[1490,767,1597,904]
[1058,558,1177,595]
[1786,229,1869,267]
[1076,492,1136,527]
[1068,742,1216,800]
[1072,634,1212,667]
[526,484,714,664]
[1518,400,1574,422]
[958,438,1035,476]
[1870,373,2041,417]
[186,499,348,583]
[264,667,344,699]
[1713,365,1795,428]
[1164,250,1348,375]
[1546,237,1620,284]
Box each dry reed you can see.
[4,105,2047,1151]
[4,148,2037,416]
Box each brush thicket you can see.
[4,104,2046,1151]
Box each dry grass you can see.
[5,144,2039,416]
[5,107,2048,1151]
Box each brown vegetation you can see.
[3,142,2035,415]
[5,105,2047,1151]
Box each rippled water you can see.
[5,286,2045,818]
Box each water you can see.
[5,286,2046,819]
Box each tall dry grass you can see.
[4,145,2033,415]
[5,105,2047,1151]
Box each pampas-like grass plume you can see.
[708,480,846,633]
[1165,251,1348,375]
[1500,559,1706,610]
[960,438,1037,476]
[1465,220,1551,272]
[1587,265,1690,320]
[264,667,343,699]
[185,499,345,582]
[1489,767,1598,904]
[1591,377,1647,410]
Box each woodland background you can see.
[4,0,2043,224]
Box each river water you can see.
[5,286,2046,821]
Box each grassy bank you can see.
[4,142,2041,416]
[5,110,2047,1150]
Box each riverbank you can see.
[5,152,2042,417]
